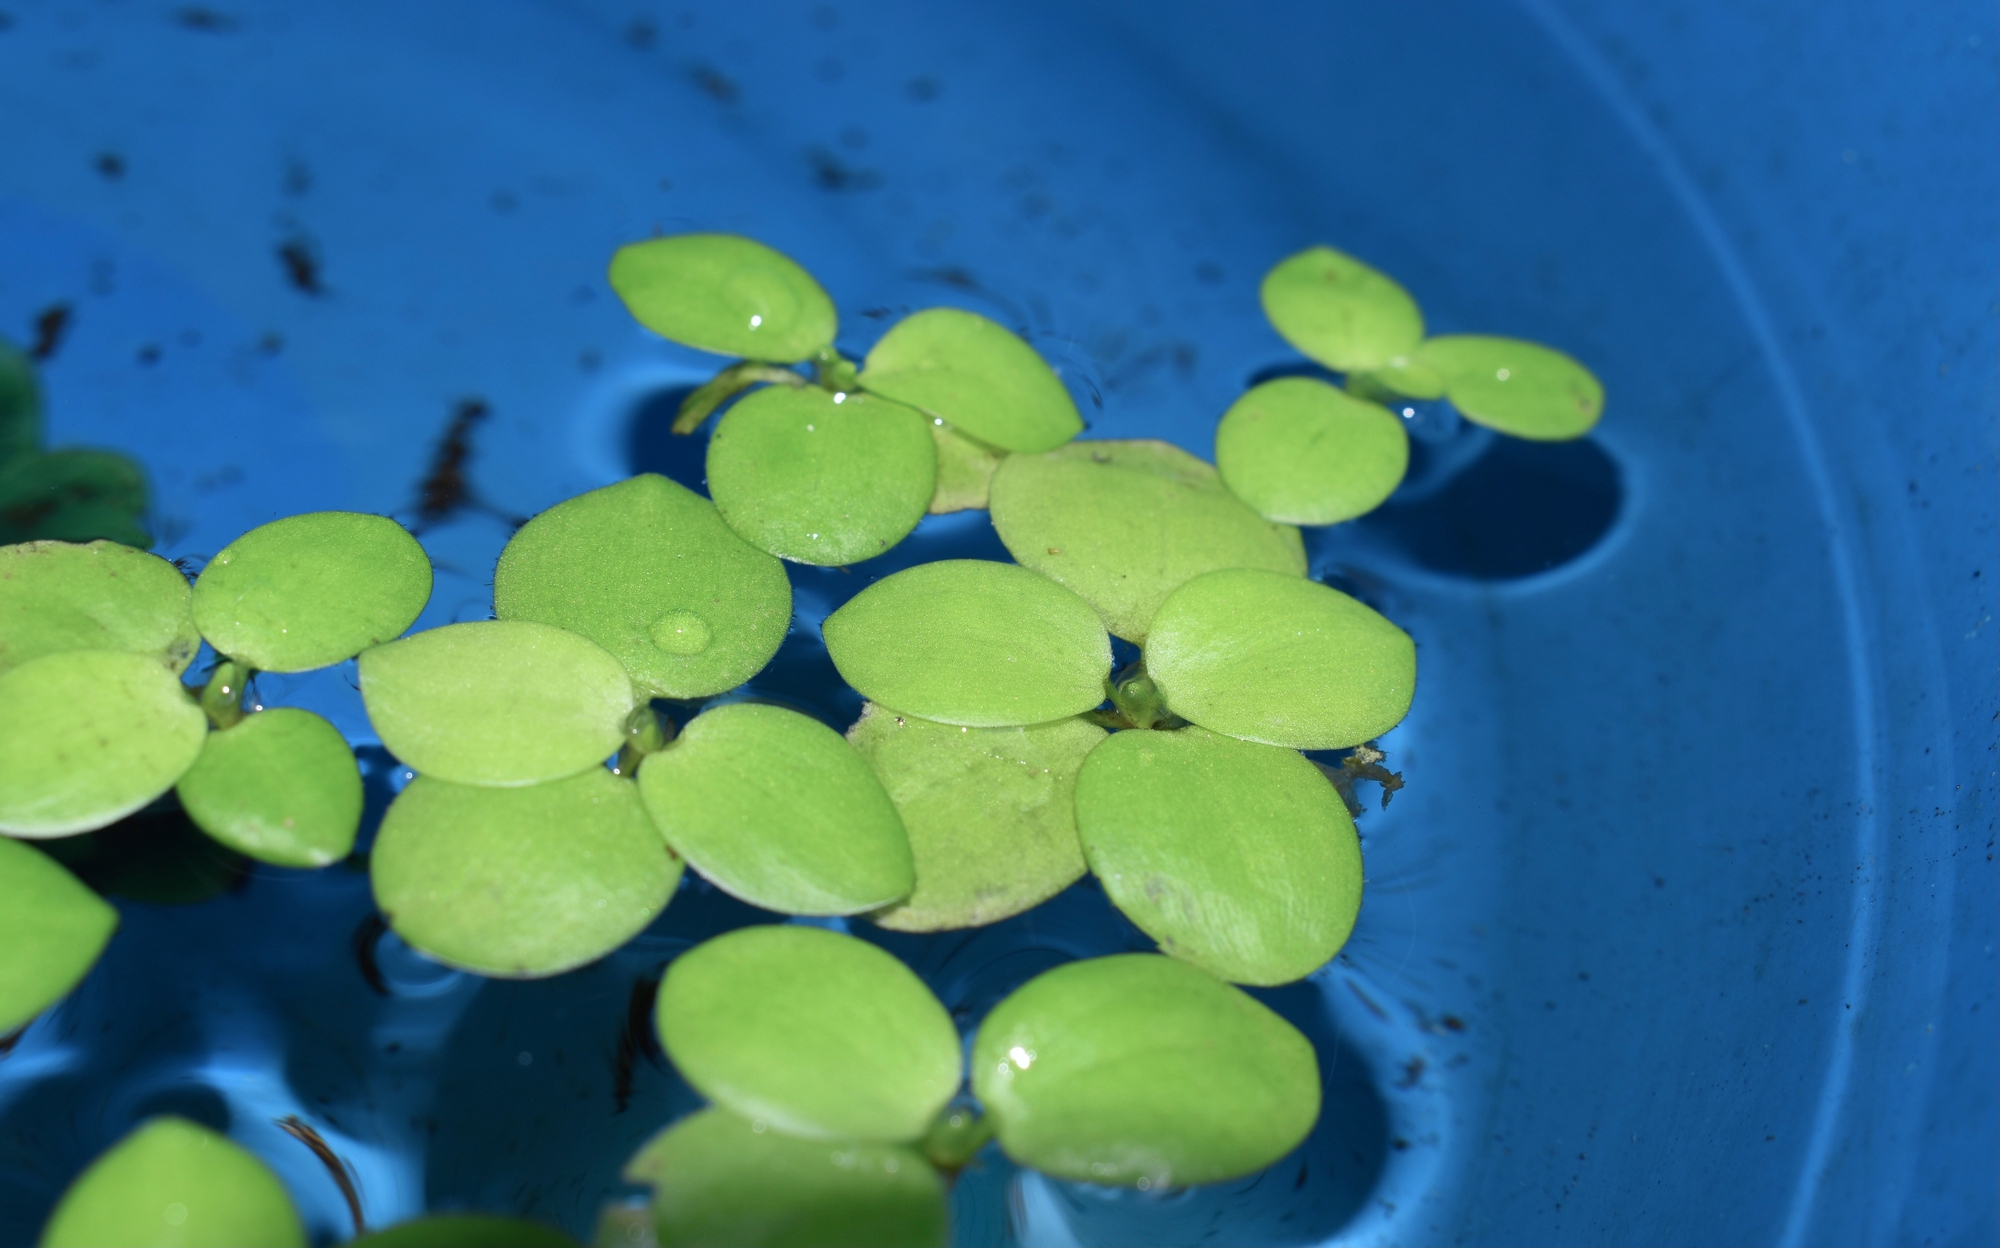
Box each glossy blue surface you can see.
[0,2,1991,1245]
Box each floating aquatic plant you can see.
[3,233,1602,1247]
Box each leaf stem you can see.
[199,659,251,731]
[672,362,808,435]
[612,704,676,777]
[1106,662,1181,731]
[921,1105,993,1175]
[811,346,860,394]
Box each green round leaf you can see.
[608,234,836,364]
[348,1216,579,1247]
[359,620,635,787]
[707,387,935,566]
[1,540,200,676]
[1075,727,1361,985]
[0,835,118,1034]
[1413,334,1604,440]
[926,423,1003,514]
[989,440,1306,642]
[638,703,912,916]
[1260,246,1424,374]
[822,560,1110,728]
[175,708,362,868]
[655,926,960,1142]
[1214,379,1409,526]
[859,308,1081,453]
[370,769,679,978]
[848,704,1098,932]
[1145,568,1415,750]
[39,1116,306,1248]
[627,1108,947,1248]
[494,474,791,700]
[0,650,207,837]
[0,449,151,548]
[192,512,431,672]
[971,954,1320,1187]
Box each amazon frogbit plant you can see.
[3,235,1602,1248]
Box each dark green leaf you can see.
[0,450,150,548]
[0,338,42,464]
[348,1216,578,1247]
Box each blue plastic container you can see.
[1,2,1992,1244]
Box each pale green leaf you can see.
[654,925,960,1142]
[849,704,1098,932]
[989,440,1305,642]
[637,703,913,916]
[370,769,679,978]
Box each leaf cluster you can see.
[7,234,1603,1247]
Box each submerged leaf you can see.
[175,708,362,868]
[0,449,150,548]
[638,702,912,916]
[609,234,837,363]
[989,440,1305,642]
[926,423,1003,514]
[1214,378,1408,526]
[348,1216,578,1247]
[359,620,635,788]
[849,704,1099,932]
[40,1116,306,1248]
[859,308,1080,453]
[627,1108,948,1248]
[0,650,206,838]
[0,338,39,463]
[1145,568,1414,750]
[0,836,118,1035]
[192,512,431,672]
[494,474,791,700]
[707,386,935,566]
[1075,727,1361,985]
[0,540,199,675]
[1412,334,1604,440]
[971,954,1320,1187]
[822,560,1110,728]
[370,769,679,978]
[655,925,960,1143]
[1260,246,1424,374]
